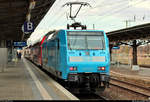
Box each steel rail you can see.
[110,78,150,98]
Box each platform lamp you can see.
[27,0,36,21]
[29,0,36,10]
[26,13,31,22]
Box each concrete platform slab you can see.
[110,64,150,88]
[0,58,79,100]
[111,64,150,78]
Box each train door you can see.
[55,39,59,70]
[42,43,48,69]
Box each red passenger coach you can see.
[25,31,56,66]
[40,36,46,66]
[29,36,46,66]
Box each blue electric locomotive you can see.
[42,29,110,92]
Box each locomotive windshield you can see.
[67,31,105,50]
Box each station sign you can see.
[22,21,34,34]
[112,46,120,49]
[13,42,27,47]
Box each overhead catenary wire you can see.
[81,1,127,23]
[89,0,148,25]
[54,0,129,29]
[83,0,148,30]
[86,0,130,17]
[81,0,128,15]
[78,0,130,27]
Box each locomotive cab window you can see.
[67,31,105,50]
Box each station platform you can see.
[110,64,150,88]
[0,58,78,100]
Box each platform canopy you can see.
[107,23,150,42]
[0,0,56,41]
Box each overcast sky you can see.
[27,0,150,45]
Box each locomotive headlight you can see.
[98,67,105,71]
[70,67,77,71]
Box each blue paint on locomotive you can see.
[42,29,110,80]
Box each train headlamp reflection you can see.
[98,67,105,71]
[70,67,77,71]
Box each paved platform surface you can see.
[0,58,78,100]
[110,64,150,87]
[111,64,150,78]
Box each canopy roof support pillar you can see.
[132,40,138,65]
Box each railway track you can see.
[110,77,150,99]
[74,93,107,100]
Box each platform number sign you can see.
[22,21,34,34]
[27,22,33,31]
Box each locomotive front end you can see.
[66,30,110,91]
